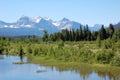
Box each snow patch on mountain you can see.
[33,16,42,23]
[52,22,61,26]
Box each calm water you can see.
[0,55,119,80]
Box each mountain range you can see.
[0,16,107,36]
[114,22,120,28]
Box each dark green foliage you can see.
[42,30,49,42]
[111,56,120,66]
[33,46,39,56]
[108,24,114,38]
[78,49,95,63]
[96,34,101,48]
[113,28,120,41]
[103,38,113,49]
[99,25,107,40]
[26,44,32,54]
[48,25,93,41]
[0,47,4,54]
[91,31,98,40]
[96,50,114,64]
[79,26,83,40]
[58,40,64,49]
[47,24,118,42]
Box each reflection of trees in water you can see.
[27,55,120,80]
[20,55,23,62]
[19,46,24,62]
[44,64,92,80]
[75,65,93,80]
[0,55,4,59]
[54,64,120,80]
[95,67,120,80]
[50,63,93,80]
[96,71,107,80]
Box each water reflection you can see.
[0,55,120,80]
[0,55,4,59]
[34,61,120,80]
[20,55,23,62]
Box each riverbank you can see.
[27,54,119,68]
[27,55,120,79]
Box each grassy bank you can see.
[27,55,120,79]
[1,40,120,66]
[27,54,120,69]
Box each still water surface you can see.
[0,55,119,80]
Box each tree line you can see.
[43,24,120,42]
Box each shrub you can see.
[110,56,120,66]
[96,50,114,64]
[78,49,94,63]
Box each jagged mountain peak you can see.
[32,16,53,23]
[17,16,32,24]
[43,17,52,21]
[18,16,30,21]
[32,16,42,23]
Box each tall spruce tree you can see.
[42,30,49,42]
[108,24,114,38]
[99,25,107,40]
[79,26,83,40]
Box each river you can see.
[0,55,120,80]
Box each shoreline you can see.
[27,55,120,78]
[27,55,120,71]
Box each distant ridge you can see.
[114,22,120,28]
[0,16,103,36]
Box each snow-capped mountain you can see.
[0,16,102,36]
[53,18,83,30]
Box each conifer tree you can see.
[99,25,107,40]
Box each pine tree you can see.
[75,29,79,41]
[79,26,83,40]
[86,25,91,41]
[99,25,107,40]
[83,26,87,40]
[108,24,114,38]
[42,30,49,42]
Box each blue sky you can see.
[0,0,120,26]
